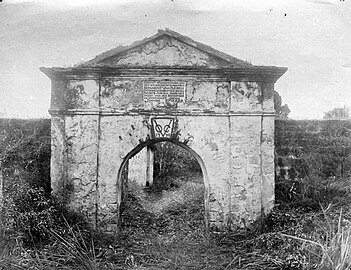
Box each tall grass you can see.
[0,221,103,270]
[47,225,99,270]
[283,206,351,270]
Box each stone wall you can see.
[275,119,351,180]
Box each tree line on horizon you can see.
[274,91,350,120]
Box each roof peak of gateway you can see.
[76,28,254,68]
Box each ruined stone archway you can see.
[116,137,210,232]
[41,29,287,232]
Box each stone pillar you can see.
[128,146,154,187]
[64,115,99,227]
[261,82,275,214]
[129,147,147,186]
[50,116,66,197]
[146,146,154,186]
[261,116,275,214]
[229,116,262,228]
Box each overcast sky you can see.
[1,0,350,119]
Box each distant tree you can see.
[274,90,290,119]
[323,105,350,120]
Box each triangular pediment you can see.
[78,29,252,69]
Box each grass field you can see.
[1,118,351,269]
[1,175,351,270]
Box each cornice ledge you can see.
[40,66,287,83]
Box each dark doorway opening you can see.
[117,139,209,241]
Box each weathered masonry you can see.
[41,29,287,231]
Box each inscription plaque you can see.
[143,81,186,103]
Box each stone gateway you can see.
[41,29,287,232]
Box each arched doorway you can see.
[116,138,210,234]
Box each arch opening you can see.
[116,138,210,235]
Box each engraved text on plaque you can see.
[143,81,186,103]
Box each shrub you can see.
[0,118,91,248]
[0,118,51,193]
[0,119,52,244]
[2,179,91,247]
[10,183,58,245]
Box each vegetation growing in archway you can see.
[152,141,202,191]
